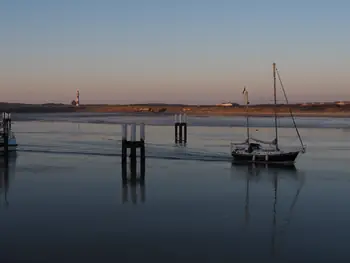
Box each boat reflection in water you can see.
[0,157,17,208]
[231,162,305,258]
[231,162,301,180]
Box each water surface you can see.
[0,114,349,262]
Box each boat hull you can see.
[232,150,300,165]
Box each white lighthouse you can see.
[75,89,80,106]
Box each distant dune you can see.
[0,102,350,117]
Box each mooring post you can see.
[120,123,146,182]
[174,113,188,144]
[140,123,146,180]
[121,124,128,182]
[174,114,178,143]
[121,123,127,160]
[129,123,137,182]
[179,114,183,142]
[2,112,10,166]
[183,113,187,144]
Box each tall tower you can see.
[75,89,80,106]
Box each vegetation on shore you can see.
[0,102,350,117]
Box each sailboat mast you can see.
[243,86,250,143]
[273,63,279,150]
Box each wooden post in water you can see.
[121,123,128,183]
[174,114,179,143]
[140,123,146,180]
[174,113,187,144]
[183,114,188,143]
[121,124,146,204]
[121,123,146,183]
[2,112,11,166]
[129,124,137,181]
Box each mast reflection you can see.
[231,163,305,258]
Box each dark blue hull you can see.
[232,151,300,165]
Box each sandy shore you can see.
[1,103,350,118]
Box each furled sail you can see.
[251,137,277,145]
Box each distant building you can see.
[335,101,350,106]
[216,102,238,107]
[301,101,350,107]
[137,108,151,112]
[301,102,328,106]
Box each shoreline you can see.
[1,103,350,118]
[183,111,350,118]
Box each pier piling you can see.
[174,113,187,144]
[121,123,146,183]
[2,112,11,166]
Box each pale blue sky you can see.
[0,0,349,104]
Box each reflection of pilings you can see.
[121,123,146,182]
[121,179,146,204]
[122,183,128,203]
[121,162,146,185]
[121,152,146,185]
[174,114,187,144]
[3,166,9,207]
[140,179,145,203]
[0,159,12,208]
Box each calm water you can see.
[0,114,350,262]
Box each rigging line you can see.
[273,63,279,150]
[275,67,306,152]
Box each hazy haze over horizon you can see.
[0,0,349,104]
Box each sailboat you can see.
[231,63,306,165]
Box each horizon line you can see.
[1,100,348,106]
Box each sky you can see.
[0,0,349,104]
